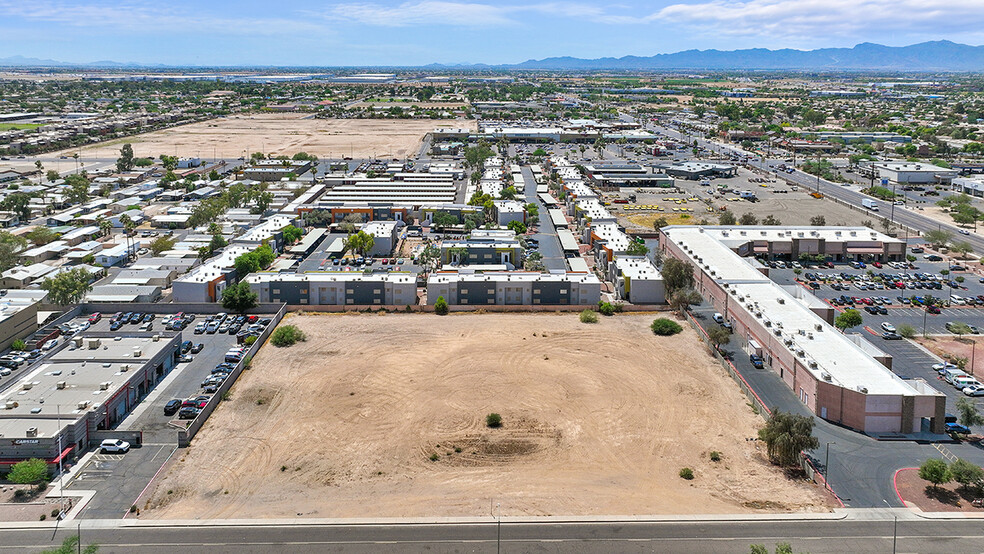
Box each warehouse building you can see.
[659,225,946,435]
[245,272,417,306]
[361,221,399,257]
[441,229,524,267]
[720,226,905,262]
[0,290,44,352]
[873,162,959,185]
[0,334,181,469]
[426,271,601,306]
[608,256,665,304]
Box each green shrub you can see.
[270,324,306,347]
[7,458,48,485]
[486,413,502,428]
[598,302,616,316]
[429,453,440,461]
[11,339,26,351]
[434,295,449,315]
[709,451,722,462]
[679,467,695,480]
[244,335,257,346]
[650,318,683,336]
[579,309,599,324]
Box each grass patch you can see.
[0,123,43,131]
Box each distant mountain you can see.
[508,41,984,71]
[3,41,984,71]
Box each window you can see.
[460,288,468,294]
[559,299,568,304]
[374,289,381,294]
[533,289,541,294]
[533,299,540,304]
[484,254,492,259]
[461,299,468,304]
[560,289,567,294]
[346,289,354,294]
[346,298,354,304]
[373,299,381,304]
[299,298,308,304]
[273,289,280,294]
[300,289,308,294]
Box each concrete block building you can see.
[609,256,665,304]
[427,271,601,306]
[659,225,946,435]
[245,271,417,306]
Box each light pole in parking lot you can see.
[882,499,898,554]
[923,306,929,337]
[824,441,836,491]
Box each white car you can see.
[100,439,130,453]
[933,362,959,373]
[880,322,896,333]
[964,385,984,397]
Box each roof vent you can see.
[822,372,832,381]
[26,427,38,438]
[777,297,785,304]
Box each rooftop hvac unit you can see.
[5,400,16,409]
[815,324,823,332]
[807,333,814,340]
[21,382,33,390]
[776,322,783,328]
[25,427,37,438]
[784,338,794,346]
[153,335,160,342]
[798,329,806,336]
[120,364,130,372]
[133,347,142,357]
[774,328,782,336]
[777,297,785,304]
[77,400,89,410]
[86,338,101,350]
[796,348,805,357]
[99,382,110,390]
[808,361,818,369]
[73,337,83,348]
[857,386,868,394]
[764,320,772,327]
[755,311,762,318]
[822,372,832,381]
[56,381,66,390]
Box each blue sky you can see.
[3,0,984,66]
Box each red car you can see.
[927,305,941,314]
[872,262,882,268]
[88,312,101,323]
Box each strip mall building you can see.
[659,226,946,435]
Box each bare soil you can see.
[142,313,829,519]
[895,467,984,512]
[49,114,475,161]
[916,336,984,376]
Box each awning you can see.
[753,246,769,253]
[846,247,885,254]
[51,445,75,464]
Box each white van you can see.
[944,368,969,384]
[953,376,980,390]
[713,313,725,324]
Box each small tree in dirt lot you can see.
[956,397,984,427]
[434,295,449,315]
[897,324,916,339]
[949,458,984,493]
[834,309,863,332]
[486,413,502,428]
[270,324,306,347]
[8,458,48,485]
[650,318,682,336]
[757,410,819,467]
[221,281,258,314]
[919,458,952,490]
[707,325,731,351]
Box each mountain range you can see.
[3,41,984,71]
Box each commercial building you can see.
[0,334,181,469]
[659,225,946,435]
[719,226,905,262]
[493,200,526,226]
[245,272,417,306]
[661,162,737,180]
[0,290,44,352]
[171,244,253,302]
[872,162,959,185]
[426,271,601,306]
[440,229,524,267]
[242,160,312,181]
[361,221,399,257]
[608,256,665,304]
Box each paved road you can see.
[520,164,566,271]
[5,516,984,553]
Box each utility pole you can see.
[824,441,836,490]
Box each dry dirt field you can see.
[143,313,829,519]
[52,114,475,161]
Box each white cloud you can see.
[323,1,621,27]
[650,0,984,39]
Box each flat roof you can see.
[557,228,580,252]
[663,226,921,396]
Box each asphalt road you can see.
[5,517,984,553]
[520,164,566,271]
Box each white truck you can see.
[862,198,879,211]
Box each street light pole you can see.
[496,502,501,554]
[824,441,836,491]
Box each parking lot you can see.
[57,309,274,518]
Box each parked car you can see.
[882,332,903,340]
[110,320,124,331]
[100,439,130,453]
[946,422,972,435]
[164,399,181,415]
[963,385,984,397]
[178,406,200,419]
[178,354,194,363]
[88,312,102,323]
[749,354,764,368]
[191,343,204,353]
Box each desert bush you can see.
[709,451,722,462]
[270,324,306,347]
[434,296,449,315]
[650,318,683,336]
[679,467,695,480]
[486,413,503,428]
[579,309,599,324]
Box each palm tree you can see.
[72,153,79,174]
[97,218,112,238]
[118,214,136,262]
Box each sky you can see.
[3,0,984,66]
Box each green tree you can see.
[707,325,731,350]
[116,143,135,173]
[281,225,303,245]
[580,309,599,324]
[221,281,259,314]
[719,210,737,225]
[344,231,375,258]
[254,244,275,268]
[507,220,527,235]
[626,241,649,256]
[897,324,916,339]
[234,252,261,276]
[951,241,974,259]
[159,155,178,171]
[524,203,539,220]
[500,186,518,200]
[758,410,820,467]
[669,289,702,315]
[955,397,984,427]
[919,458,952,490]
[524,251,545,271]
[64,174,90,204]
[25,227,58,246]
[834,308,863,332]
[41,268,92,305]
[7,458,48,484]
[2,192,32,222]
[149,235,176,256]
[431,211,459,230]
[924,229,954,249]
[46,169,60,182]
[661,258,694,294]
[11,339,27,351]
[434,295,449,315]
[739,213,759,225]
[949,458,984,493]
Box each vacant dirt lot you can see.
[53,114,475,161]
[143,313,828,519]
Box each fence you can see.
[286,303,672,314]
[73,302,284,316]
[177,303,288,447]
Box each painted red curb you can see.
[893,467,916,506]
[689,314,771,416]
[804,456,846,508]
